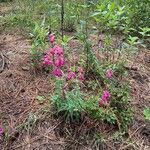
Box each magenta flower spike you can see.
[42,54,53,66]
[106,69,113,79]
[49,48,55,55]
[54,45,63,55]
[99,90,111,107]
[52,68,63,77]
[54,56,65,67]
[67,71,76,80]
[102,90,111,101]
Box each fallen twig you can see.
[0,52,5,73]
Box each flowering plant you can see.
[42,34,86,120]
[42,34,85,81]
[42,33,132,130]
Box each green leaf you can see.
[144,108,150,121]
[36,96,45,104]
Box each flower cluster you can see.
[106,69,113,79]
[67,70,76,80]
[42,34,65,77]
[42,33,85,81]
[98,69,113,107]
[66,67,85,81]
[99,90,111,107]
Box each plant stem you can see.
[61,0,64,41]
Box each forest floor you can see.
[0,2,150,150]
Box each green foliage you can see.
[64,3,77,32]
[29,20,48,66]
[31,20,48,46]
[0,0,12,2]
[125,0,150,29]
[51,62,133,131]
[86,79,132,131]
[30,44,43,67]
[110,83,133,130]
[36,95,46,104]
[21,113,38,132]
[90,0,150,34]
[84,39,103,76]
[139,27,150,37]
[138,27,150,48]
[86,97,117,124]
[76,20,104,78]
[52,79,85,121]
[91,1,127,32]
[144,108,150,121]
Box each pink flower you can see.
[0,127,4,136]
[102,90,111,101]
[43,55,53,66]
[106,69,113,79]
[49,48,55,55]
[49,34,55,43]
[54,56,65,67]
[52,68,63,77]
[99,90,111,107]
[77,67,84,81]
[67,71,76,80]
[54,45,63,55]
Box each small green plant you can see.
[144,107,150,121]
[22,113,38,131]
[36,95,46,104]
[52,79,85,121]
[138,27,150,48]
[64,3,77,32]
[91,1,127,33]
[86,76,132,131]
[29,19,48,66]
[31,20,48,46]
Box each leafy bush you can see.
[29,20,48,66]
[125,0,150,29]
[91,1,127,33]
[91,0,150,34]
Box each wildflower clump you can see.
[42,33,85,81]
[42,33,132,131]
